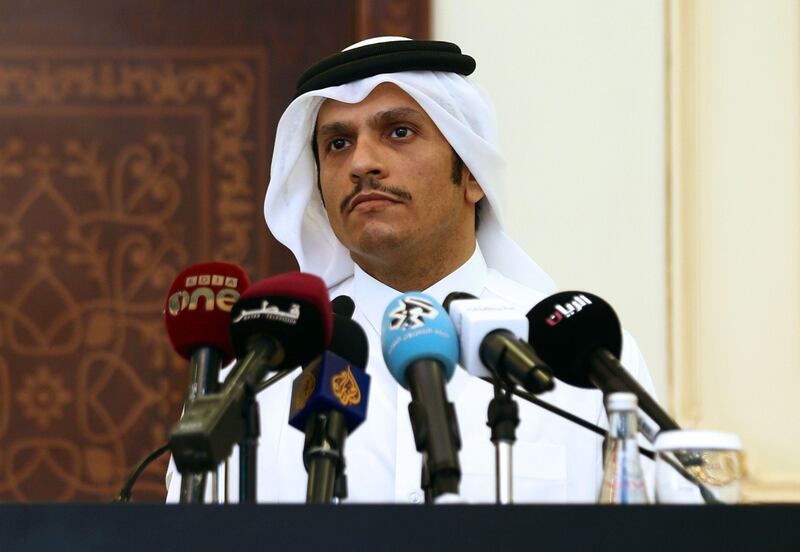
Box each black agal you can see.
[295,40,476,97]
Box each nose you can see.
[349,136,387,184]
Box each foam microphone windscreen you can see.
[380,292,459,389]
[164,262,250,364]
[526,291,622,389]
[331,295,356,318]
[230,272,333,371]
[330,314,368,367]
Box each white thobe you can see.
[166,245,655,503]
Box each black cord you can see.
[505,381,722,504]
[113,368,298,503]
[112,443,171,503]
[506,384,649,451]
[493,380,663,458]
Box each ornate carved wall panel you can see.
[0,0,429,502]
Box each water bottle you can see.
[598,392,649,504]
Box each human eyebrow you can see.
[370,107,426,129]
[316,121,356,144]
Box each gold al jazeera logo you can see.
[331,367,361,406]
[293,371,317,410]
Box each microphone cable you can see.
[113,443,171,503]
[500,381,655,460]
[112,368,297,503]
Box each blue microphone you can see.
[289,312,370,503]
[381,292,462,502]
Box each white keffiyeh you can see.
[264,37,556,294]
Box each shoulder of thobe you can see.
[481,269,549,312]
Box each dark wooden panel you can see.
[356,0,430,39]
[0,0,429,503]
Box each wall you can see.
[0,0,430,503]
[669,0,800,502]
[434,0,800,501]
[433,0,669,399]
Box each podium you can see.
[1,504,797,550]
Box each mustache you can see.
[340,177,412,213]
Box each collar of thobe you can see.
[352,243,487,400]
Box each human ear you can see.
[464,170,485,205]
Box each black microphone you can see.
[289,314,370,503]
[169,272,333,475]
[443,292,554,395]
[526,291,680,434]
[527,292,724,505]
[331,295,356,318]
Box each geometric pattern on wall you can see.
[0,49,268,501]
[0,0,431,503]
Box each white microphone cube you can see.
[447,298,529,379]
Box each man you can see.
[166,37,655,503]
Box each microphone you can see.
[525,292,723,504]
[381,292,461,502]
[169,272,333,474]
[252,291,350,396]
[442,291,553,504]
[289,314,371,503]
[165,262,249,368]
[164,261,250,502]
[331,295,356,318]
[526,291,680,434]
[443,292,555,395]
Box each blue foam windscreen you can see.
[380,292,459,389]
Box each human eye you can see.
[390,126,414,139]
[327,137,351,152]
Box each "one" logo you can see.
[167,273,240,316]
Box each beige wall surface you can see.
[433,1,669,399]
[669,0,800,501]
[435,0,800,501]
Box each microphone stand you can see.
[115,369,295,504]
[238,389,260,503]
[407,360,462,503]
[487,378,520,505]
[332,465,348,504]
[304,410,347,504]
[232,334,282,503]
[180,347,223,504]
[420,457,432,504]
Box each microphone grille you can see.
[331,295,356,318]
[163,261,250,363]
[330,315,369,367]
[230,271,332,370]
[527,291,622,388]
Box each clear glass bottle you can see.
[598,392,649,504]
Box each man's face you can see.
[314,83,483,265]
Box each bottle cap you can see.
[605,391,638,411]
